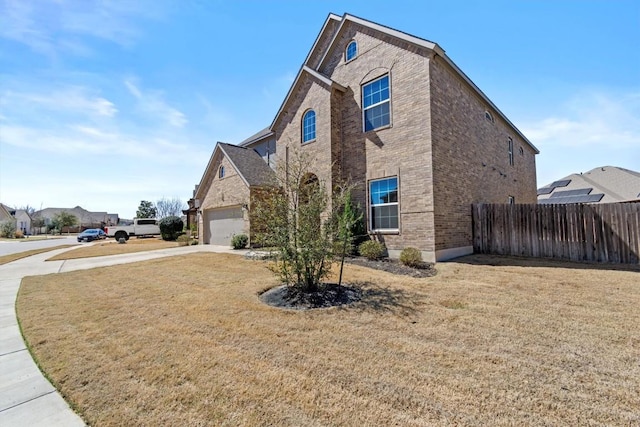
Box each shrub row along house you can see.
[195,13,538,262]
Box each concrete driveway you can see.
[0,243,247,426]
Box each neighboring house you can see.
[195,13,539,261]
[0,204,14,223]
[34,206,119,232]
[14,209,32,235]
[538,166,640,204]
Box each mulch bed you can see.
[260,258,436,310]
[345,257,437,278]
[260,284,362,310]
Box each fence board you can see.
[472,203,640,264]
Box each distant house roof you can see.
[33,206,112,225]
[538,166,640,204]
[218,143,277,187]
[0,203,14,221]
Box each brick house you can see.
[195,13,538,261]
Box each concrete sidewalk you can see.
[0,243,248,426]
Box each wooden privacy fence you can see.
[472,203,640,264]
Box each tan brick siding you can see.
[321,23,436,255]
[306,18,340,70]
[429,55,537,251]
[198,152,250,244]
[274,74,335,199]
[199,18,538,260]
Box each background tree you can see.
[156,197,185,219]
[136,200,157,218]
[159,216,184,241]
[52,211,77,235]
[251,150,351,293]
[18,205,36,215]
[31,215,45,235]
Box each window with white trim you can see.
[219,165,225,179]
[508,196,515,204]
[345,40,357,61]
[369,176,398,231]
[362,75,390,132]
[485,111,494,123]
[508,137,514,166]
[302,110,316,143]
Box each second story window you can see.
[346,40,357,61]
[363,74,391,132]
[302,110,316,143]
[219,165,225,179]
[508,137,514,166]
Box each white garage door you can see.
[205,207,245,246]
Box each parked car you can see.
[77,228,106,242]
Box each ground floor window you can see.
[369,176,398,231]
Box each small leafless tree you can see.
[156,197,185,219]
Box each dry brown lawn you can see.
[17,254,640,426]
[0,245,75,266]
[46,237,180,261]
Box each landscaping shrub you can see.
[159,216,184,241]
[14,229,24,239]
[0,220,16,238]
[231,234,248,249]
[176,234,191,246]
[358,240,385,260]
[400,247,423,267]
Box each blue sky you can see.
[1,0,638,219]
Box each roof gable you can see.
[195,142,277,200]
[219,143,277,187]
[270,66,346,130]
[304,13,342,70]
[307,13,538,154]
[0,203,13,220]
[316,13,437,71]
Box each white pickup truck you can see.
[104,218,161,241]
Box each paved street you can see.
[0,236,79,256]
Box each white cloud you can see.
[124,79,188,128]
[1,86,118,118]
[0,0,164,57]
[522,90,640,149]
[521,90,640,186]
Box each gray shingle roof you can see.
[239,127,273,147]
[218,143,277,187]
[538,166,640,204]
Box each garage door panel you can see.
[205,207,245,246]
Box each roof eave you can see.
[194,142,223,201]
[302,13,343,66]
[238,129,275,147]
[432,45,539,154]
[270,67,345,130]
[218,144,252,188]
[316,13,437,71]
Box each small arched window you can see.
[219,165,225,179]
[302,110,316,143]
[485,111,494,123]
[345,40,357,61]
